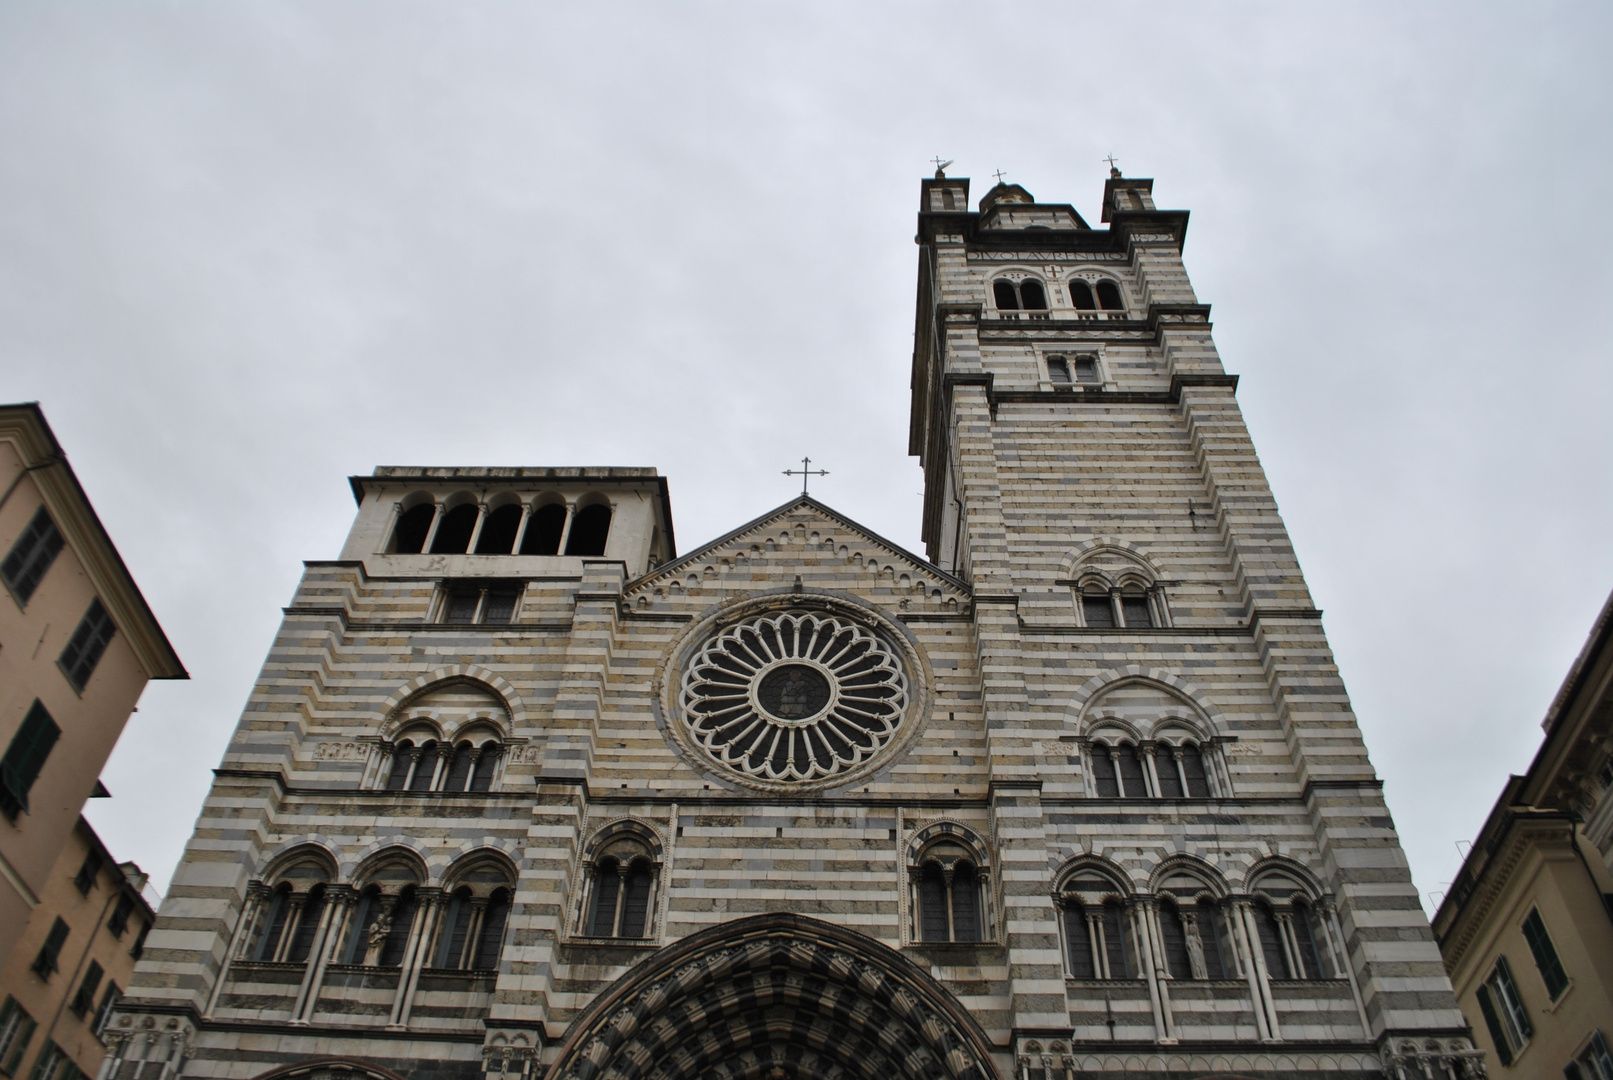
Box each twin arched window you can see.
[384,737,501,792]
[581,835,659,940]
[1080,586,1161,628]
[1091,740,1213,799]
[389,498,612,557]
[435,887,511,970]
[992,278,1047,313]
[913,840,985,943]
[1047,354,1099,385]
[1070,279,1125,313]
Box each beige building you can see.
[1432,591,1613,1079]
[0,817,156,1080]
[0,403,186,968]
[113,171,1481,1080]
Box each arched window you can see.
[472,888,510,969]
[1291,899,1327,979]
[1120,589,1153,628]
[385,740,415,790]
[1018,280,1047,310]
[284,884,326,964]
[586,855,654,938]
[392,504,436,554]
[520,502,567,555]
[1154,869,1233,981]
[379,887,417,966]
[1047,357,1072,384]
[1154,747,1184,798]
[1180,743,1211,798]
[913,840,984,943]
[565,504,612,557]
[991,278,1048,316]
[1102,901,1132,977]
[1069,281,1097,310]
[1253,902,1291,979]
[248,856,332,965]
[252,884,293,961]
[1062,901,1095,978]
[1057,871,1132,979]
[387,734,500,793]
[1073,355,1100,383]
[1096,281,1125,311]
[475,504,523,554]
[435,859,515,970]
[341,855,423,966]
[1153,741,1213,799]
[1092,745,1119,798]
[992,280,1019,311]
[1197,898,1231,979]
[468,742,499,792]
[430,504,479,555]
[1081,590,1115,627]
[443,741,474,792]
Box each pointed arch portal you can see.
[545,913,1001,1080]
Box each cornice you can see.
[0,404,186,679]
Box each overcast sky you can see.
[3,3,1609,912]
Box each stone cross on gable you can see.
[782,457,829,497]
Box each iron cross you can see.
[783,456,829,497]
[993,169,1008,184]
[1104,154,1121,176]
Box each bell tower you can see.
[909,169,1478,1073]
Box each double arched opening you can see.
[908,825,991,945]
[577,824,661,941]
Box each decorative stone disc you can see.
[679,611,908,783]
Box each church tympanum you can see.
[544,913,998,1080]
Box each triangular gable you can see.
[626,496,969,606]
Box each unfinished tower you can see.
[106,172,1479,1080]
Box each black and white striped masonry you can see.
[104,176,1482,1080]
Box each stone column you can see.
[294,886,353,1023]
[393,888,443,1028]
[1232,900,1281,1041]
[204,883,267,1019]
[466,503,490,554]
[510,502,535,555]
[420,503,445,553]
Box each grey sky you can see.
[2,3,1609,913]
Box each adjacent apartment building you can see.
[1433,589,1613,1079]
[0,403,185,1077]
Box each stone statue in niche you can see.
[363,910,393,966]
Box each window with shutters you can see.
[0,997,37,1076]
[1519,907,1569,1000]
[1058,866,1139,980]
[68,961,102,1017]
[1475,956,1531,1064]
[1569,1032,1613,1080]
[73,850,102,896]
[2,507,65,607]
[107,894,135,939]
[58,599,117,692]
[91,982,119,1038]
[31,919,69,980]
[580,830,660,941]
[0,701,60,820]
[907,827,992,945]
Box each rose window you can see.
[679,611,909,783]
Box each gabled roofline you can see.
[630,495,967,594]
[0,403,186,680]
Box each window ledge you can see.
[1543,980,1575,1013]
[566,936,660,948]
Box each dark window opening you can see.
[1063,902,1095,978]
[1047,357,1071,384]
[950,863,981,942]
[1198,899,1229,979]
[565,505,613,557]
[482,587,519,623]
[473,889,511,968]
[444,743,474,792]
[444,588,481,624]
[992,281,1020,311]
[619,864,653,939]
[1069,281,1097,310]
[1019,280,1048,310]
[2,507,65,607]
[391,504,435,554]
[1102,901,1130,978]
[285,885,326,963]
[1116,743,1147,798]
[1,702,60,820]
[1291,901,1326,978]
[69,961,103,1018]
[1181,744,1211,798]
[344,889,380,964]
[468,745,499,792]
[108,893,135,938]
[1082,593,1114,628]
[74,850,103,896]
[1254,904,1290,978]
[407,742,440,792]
[1096,281,1125,311]
[385,741,415,790]
[588,858,622,936]
[429,504,479,554]
[93,982,120,1036]
[1092,746,1119,798]
[520,504,567,555]
[1521,908,1569,1000]
[919,863,948,942]
[32,918,69,980]
[252,886,292,961]
[1154,749,1184,798]
[475,505,523,554]
[1121,594,1153,628]
[0,997,38,1076]
[128,922,149,961]
[437,889,474,968]
[59,599,117,692]
[1073,355,1100,382]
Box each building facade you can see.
[0,403,186,968]
[1432,590,1613,1079]
[0,817,156,1080]
[112,172,1480,1080]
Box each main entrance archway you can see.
[544,913,1001,1080]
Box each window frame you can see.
[2,507,66,609]
[1520,906,1570,1001]
[436,581,525,625]
[580,838,661,942]
[0,997,37,1077]
[57,598,117,693]
[30,919,69,981]
[0,702,60,820]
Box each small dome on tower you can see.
[979,182,1035,212]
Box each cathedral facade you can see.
[108,172,1481,1080]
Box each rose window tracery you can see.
[679,611,909,783]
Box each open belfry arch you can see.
[106,175,1480,1080]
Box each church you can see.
[105,170,1484,1080]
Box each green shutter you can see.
[0,703,60,817]
[1474,984,1513,1067]
[1521,908,1570,999]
